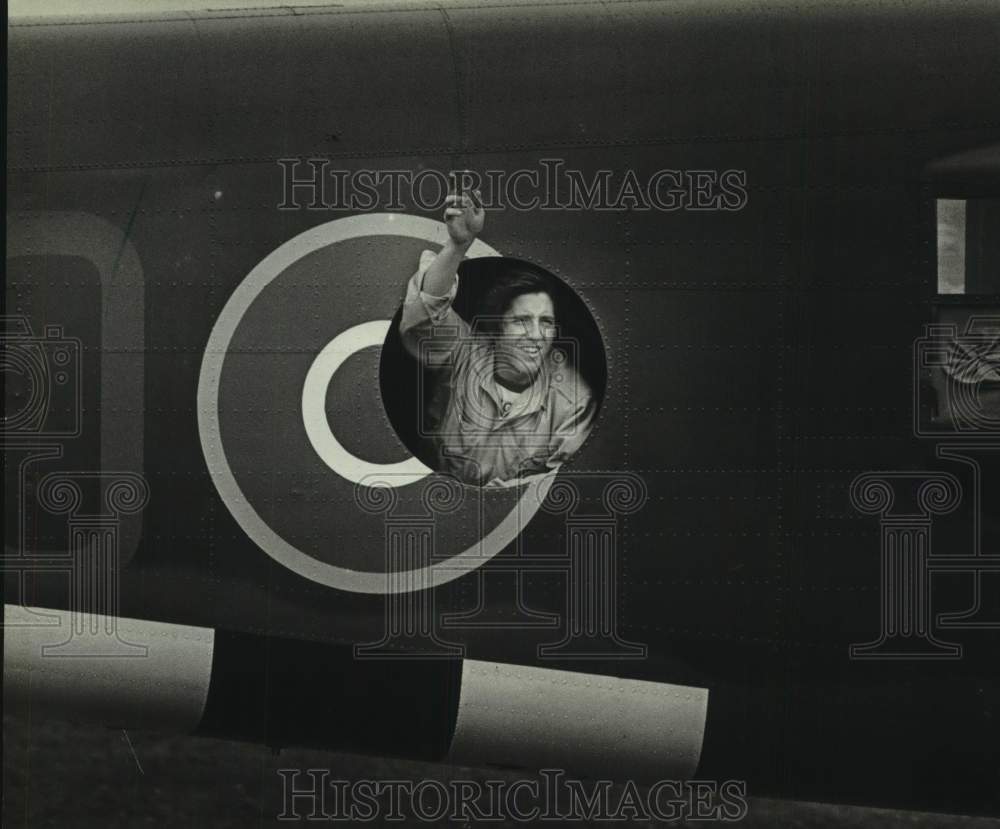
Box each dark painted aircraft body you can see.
[5,0,1000,817]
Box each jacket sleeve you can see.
[399,249,471,368]
[483,388,596,488]
[546,380,597,470]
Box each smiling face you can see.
[493,291,557,389]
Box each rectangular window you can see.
[936,198,966,293]
[937,197,1000,294]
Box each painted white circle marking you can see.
[302,319,432,485]
[197,213,556,594]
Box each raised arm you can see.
[399,190,484,365]
[423,189,484,293]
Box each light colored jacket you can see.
[400,251,595,487]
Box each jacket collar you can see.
[479,344,551,419]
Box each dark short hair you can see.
[477,267,557,334]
